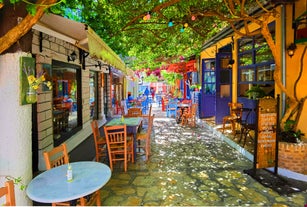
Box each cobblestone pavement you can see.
[100,105,307,206]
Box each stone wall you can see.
[278,142,307,175]
[32,30,106,170]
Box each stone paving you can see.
[100,105,307,206]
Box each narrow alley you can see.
[99,105,307,206]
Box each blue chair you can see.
[142,98,149,114]
[166,101,177,118]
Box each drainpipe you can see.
[281,5,286,116]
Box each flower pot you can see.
[278,142,307,175]
[26,87,37,104]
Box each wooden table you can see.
[106,117,142,160]
[26,161,111,204]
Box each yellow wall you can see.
[285,1,307,138]
[200,1,307,138]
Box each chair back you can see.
[104,125,129,171]
[91,120,107,162]
[190,104,197,115]
[147,114,155,137]
[127,108,142,117]
[43,143,69,170]
[0,180,15,206]
[228,102,243,118]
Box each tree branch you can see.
[0,0,58,54]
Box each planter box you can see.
[278,142,307,175]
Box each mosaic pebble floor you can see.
[100,106,307,206]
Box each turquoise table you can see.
[26,161,111,204]
[106,117,142,160]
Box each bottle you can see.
[121,115,124,123]
[67,163,73,182]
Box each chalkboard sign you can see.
[256,97,278,169]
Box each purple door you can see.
[215,52,232,124]
[200,59,216,118]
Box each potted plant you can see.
[279,119,304,143]
[278,119,306,175]
[245,85,266,99]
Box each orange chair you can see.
[104,125,134,172]
[43,144,101,206]
[181,104,198,127]
[136,114,155,161]
[91,120,107,162]
[222,102,243,135]
[125,108,142,117]
[0,180,16,206]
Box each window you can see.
[202,59,215,95]
[89,71,98,120]
[52,60,82,146]
[237,23,275,98]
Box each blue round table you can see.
[26,161,111,204]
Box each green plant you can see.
[280,120,305,143]
[245,85,266,99]
[4,176,26,191]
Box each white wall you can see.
[0,52,32,205]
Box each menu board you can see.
[256,98,277,169]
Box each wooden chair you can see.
[222,102,243,135]
[239,108,257,147]
[166,101,177,118]
[91,120,107,162]
[136,114,155,161]
[43,144,101,206]
[0,180,16,206]
[181,104,198,127]
[125,107,142,117]
[104,125,134,172]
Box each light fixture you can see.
[191,15,196,21]
[143,12,151,21]
[67,51,77,62]
[180,27,185,33]
[287,43,297,58]
[228,59,235,69]
[168,19,173,27]
[146,12,151,20]
[184,23,188,28]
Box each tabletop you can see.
[106,117,142,127]
[26,161,111,204]
[177,103,190,108]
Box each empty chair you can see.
[166,101,177,118]
[136,114,155,161]
[239,108,257,147]
[222,102,243,135]
[125,108,142,117]
[91,120,107,162]
[181,104,198,127]
[141,104,152,129]
[104,125,134,172]
[0,180,16,206]
[43,144,101,206]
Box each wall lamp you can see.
[86,61,110,73]
[287,43,297,58]
[228,59,235,69]
[67,51,77,62]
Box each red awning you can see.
[167,60,196,74]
